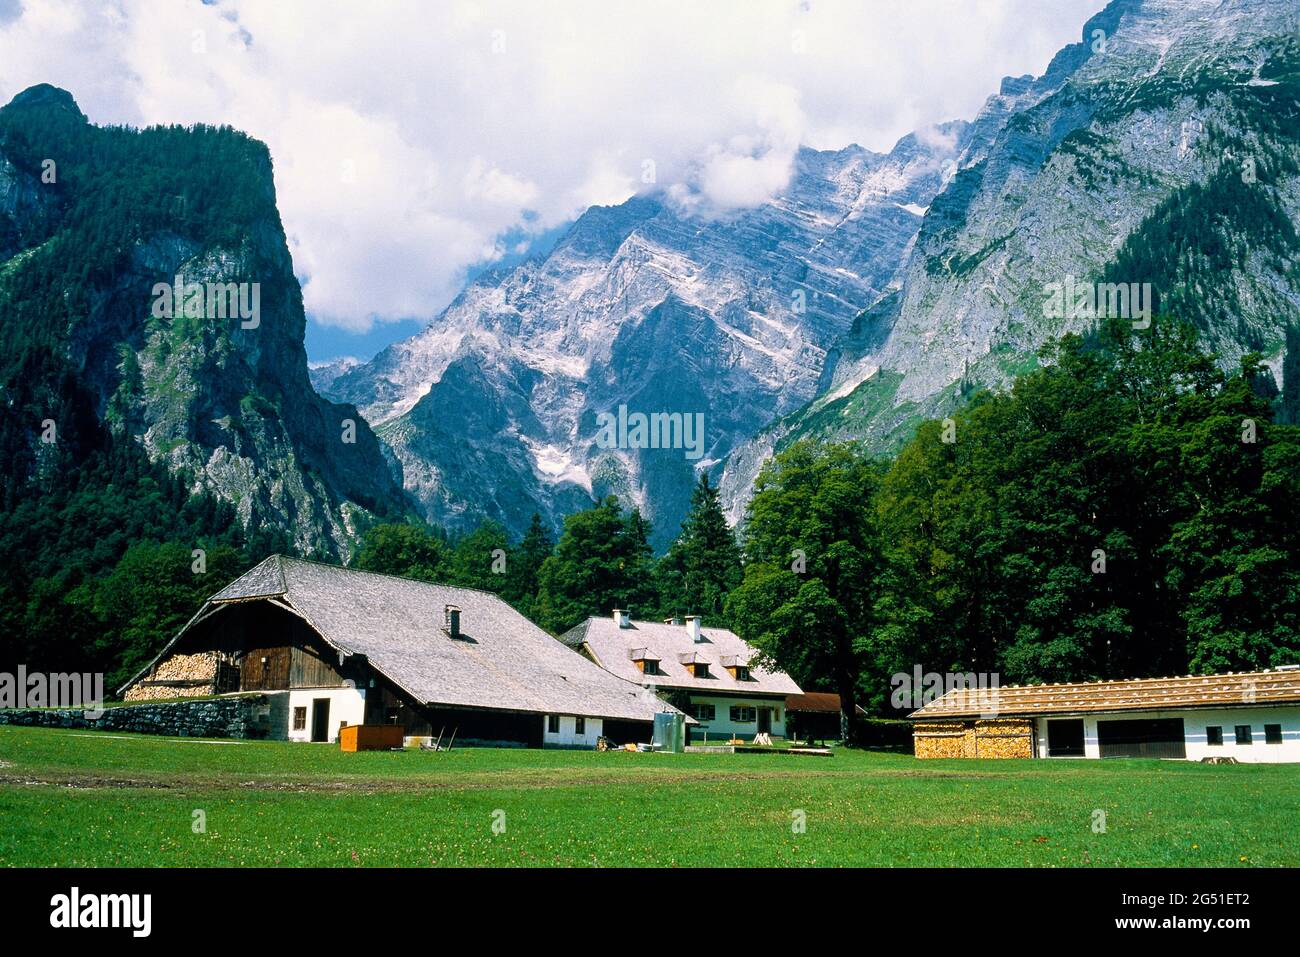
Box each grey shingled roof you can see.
[563,616,802,697]
[127,556,675,723]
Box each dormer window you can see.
[629,648,662,675]
[678,651,712,678]
[721,655,752,681]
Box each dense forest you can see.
[8,310,1294,726]
[732,319,1300,738]
[309,316,1300,743]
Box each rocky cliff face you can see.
[720,0,1300,521]
[324,129,968,547]
[0,86,409,557]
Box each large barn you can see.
[561,611,801,742]
[120,556,678,747]
[909,668,1300,762]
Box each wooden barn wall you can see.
[156,601,350,693]
[289,641,347,688]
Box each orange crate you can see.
[338,724,405,752]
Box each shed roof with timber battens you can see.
[907,669,1300,719]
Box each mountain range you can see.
[719,0,1300,519]
[316,125,968,547]
[4,0,1297,558]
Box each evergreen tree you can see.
[656,472,743,623]
[503,512,554,618]
[725,443,886,744]
[534,496,657,634]
[446,520,511,593]
[877,318,1300,691]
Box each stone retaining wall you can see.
[0,693,286,740]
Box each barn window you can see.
[734,666,750,681]
[292,707,307,731]
[643,660,662,676]
[1206,726,1223,746]
[1234,725,1253,745]
[730,706,756,723]
[1264,724,1282,744]
[547,714,560,734]
[575,716,586,735]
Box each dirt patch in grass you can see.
[0,765,853,795]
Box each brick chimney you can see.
[444,604,461,638]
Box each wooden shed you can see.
[909,669,1300,763]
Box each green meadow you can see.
[0,726,1295,867]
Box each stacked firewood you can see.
[123,652,220,701]
[971,718,1033,758]
[913,721,972,758]
[913,718,1033,758]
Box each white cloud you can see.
[0,0,1107,331]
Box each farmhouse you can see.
[561,611,801,741]
[909,668,1300,762]
[120,556,678,747]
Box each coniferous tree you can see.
[503,512,554,618]
[446,520,511,592]
[726,444,886,744]
[534,496,656,634]
[656,472,742,624]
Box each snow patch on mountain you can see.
[322,127,969,546]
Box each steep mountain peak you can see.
[2,84,87,122]
[720,0,1300,521]
[0,87,409,557]
[322,123,971,547]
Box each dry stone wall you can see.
[0,693,285,739]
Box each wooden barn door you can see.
[1097,718,1186,759]
[240,647,290,690]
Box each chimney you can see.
[685,615,702,642]
[663,616,684,626]
[613,609,631,629]
[444,604,461,639]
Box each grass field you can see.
[1,726,1296,867]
